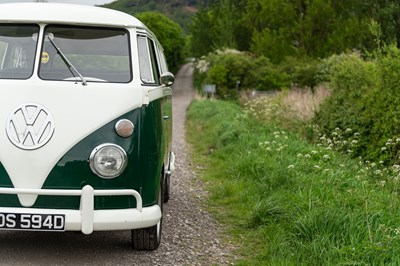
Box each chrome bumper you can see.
[0,185,161,234]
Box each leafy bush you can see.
[279,57,321,89]
[195,49,251,100]
[248,57,290,91]
[195,49,294,99]
[314,47,400,165]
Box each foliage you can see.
[102,0,197,33]
[247,57,291,92]
[195,49,249,99]
[186,99,400,265]
[188,9,215,57]
[314,46,400,166]
[195,49,293,99]
[279,56,322,90]
[136,12,186,73]
[189,0,400,62]
[195,48,324,99]
[189,0,250,57]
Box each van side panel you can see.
[137,99,165,206]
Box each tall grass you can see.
[186,99,400,265]
[281,86,330,121]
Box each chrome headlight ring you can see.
[89,143,128,179]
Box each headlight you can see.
[89,143,128,178]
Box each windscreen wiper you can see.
[47,34,87,86]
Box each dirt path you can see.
[158,63,234,265]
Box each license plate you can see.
[0,212,65,231]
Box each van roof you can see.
[0,3,147,29]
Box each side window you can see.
[137,35,160,85]
[156,43,168,74]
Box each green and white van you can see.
[0,3,175,250]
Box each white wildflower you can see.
[374,170,382,175]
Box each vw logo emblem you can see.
[6,103,55,150]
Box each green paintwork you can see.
[0,96,172,210]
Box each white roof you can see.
[0,3,146,28]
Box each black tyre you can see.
[163,173,170,203]
[131,178,163,251]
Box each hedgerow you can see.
[314,46,400,165]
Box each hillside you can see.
[102,0,198,32]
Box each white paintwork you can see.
[0,185,155,233]
[143,86,172,105]
[0,80,143,206]
[0,3,146,29]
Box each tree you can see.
[190,0,400,60]
[137,12,185,73]
[190,0,250,57]
[189,9,216,57]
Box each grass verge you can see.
[186,99,400,265]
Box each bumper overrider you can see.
[0,185,161,234]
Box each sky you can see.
[0,0,115,5]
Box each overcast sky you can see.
[0,0,115,5]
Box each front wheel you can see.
[163,173,170,203]
[131,179,163,250]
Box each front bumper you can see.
[0,185,161,234]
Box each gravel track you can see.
[158,63,235,265]
[0,63,234,266]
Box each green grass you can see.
[186,99,400,265]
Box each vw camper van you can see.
[0,3,175,250]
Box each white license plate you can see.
[0,212,65,231]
